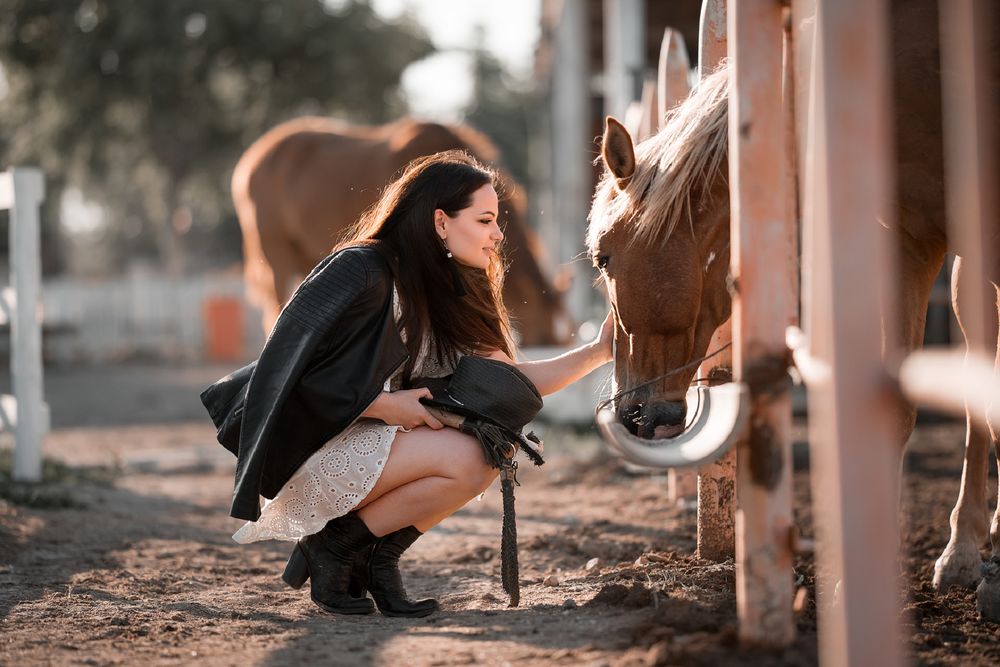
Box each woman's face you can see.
[434,183,503,271]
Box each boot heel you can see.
[282,544,310,589]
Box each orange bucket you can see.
[203,296,244,362]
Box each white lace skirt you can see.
[232,418,400,543]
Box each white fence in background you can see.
[0,272,263,364]
[0,268,615,426]
[0,167,49,482]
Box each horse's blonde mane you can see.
[587,61,730,253]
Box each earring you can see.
[443,242,467,297]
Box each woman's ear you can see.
[434,209,448,240]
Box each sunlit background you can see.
[0,0,719,385]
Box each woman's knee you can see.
[461,460,498,497]
[439,432,497,495]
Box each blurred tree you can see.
[0,0,433,275]
[462,35,538,193]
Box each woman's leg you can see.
[354,426,497,535]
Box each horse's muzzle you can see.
[619,399,687,440]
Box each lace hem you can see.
[232,419,398,543]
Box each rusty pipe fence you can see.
[598,0,997,663]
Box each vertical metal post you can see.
[2,168,46,482]
[636,77,659,141]
[699,0,728,81]
[729,0,795,647]
[696,326,737,562]
[603,0,645,120]
[550,0,592,321]
[696,0,737,564]
[805,0,903,663]
[657,28,691,123]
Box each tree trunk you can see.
[159,179,187,276]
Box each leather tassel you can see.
[520,432,545,466]
[446,251,467,297]
[500,461,519,607]
[461,419,515,469]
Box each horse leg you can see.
[973,284,1000,620]
[258,231,307,335]
[992,371,1000,560]
[933,257,995,590]
[893,240,947,442]
[237,196,306,335]
[879,238,942,594]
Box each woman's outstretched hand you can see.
[596,309,615,364]
[363,388,444,430]
[507,309,616,396]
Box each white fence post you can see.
[0,167,48,482]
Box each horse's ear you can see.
[602,116,636,190]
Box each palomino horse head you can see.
[587,65,731,440]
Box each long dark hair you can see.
[335,150,514,384]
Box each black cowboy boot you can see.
[364,525,439,617]
[282,512,377,614]
[347,550,367,599]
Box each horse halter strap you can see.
[595,342,733,416]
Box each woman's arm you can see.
[487,311,615,396]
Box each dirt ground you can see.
[0,363,998,666]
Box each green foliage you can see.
[0,0,433,273]
[463,43,539,191]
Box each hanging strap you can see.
[500,460,520,607]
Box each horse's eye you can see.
[596,255,610,270]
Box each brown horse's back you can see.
[892,0,947,250]
[232,117,571,344]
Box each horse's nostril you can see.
[618,404,644,436]
[635,402,687,440]
[616,401,686,439]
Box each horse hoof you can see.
[976,558,1000,621]
[933,541,983,591]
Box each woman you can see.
[202,151,613,618]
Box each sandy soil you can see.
[0,363,997,666]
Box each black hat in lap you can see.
[415,355,545,607]
[418,356,545,467]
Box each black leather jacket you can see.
[201,245,408,520]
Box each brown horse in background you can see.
[232,117,573,346]
[587,1,1000,613]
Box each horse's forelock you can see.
[585,172,624,255]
